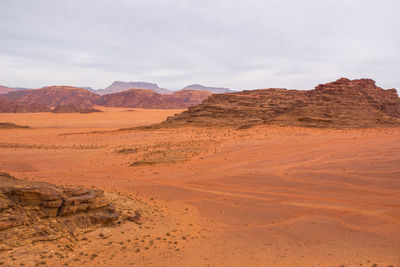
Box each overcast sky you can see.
[0,0,399,91]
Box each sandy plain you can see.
[0,107,399,266]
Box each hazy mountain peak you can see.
[97,81,172,95]
[182,84,233,94]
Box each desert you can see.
[1,1,400,266]
[0,81,399,266]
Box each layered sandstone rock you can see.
[96,89,212,109]
[161,78,400,128]
[0,173,119,248]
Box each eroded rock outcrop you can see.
[51,105,102,113]
[161,78,400,128]
[0,173,119,249]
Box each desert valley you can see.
[0,78,399,266]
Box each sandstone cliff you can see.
[162,78,400,128]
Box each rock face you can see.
[162,78,400,128]
[97,81,172,95]
[0,173,119,248]
[96,89,212,109]
[0,98,51,113]
[0,86,100,108]
[182,84,233,94]
[0,85,15,94]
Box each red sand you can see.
[0,107,399,266]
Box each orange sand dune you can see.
[0,108,399,266]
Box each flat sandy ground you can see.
[0,107,399,266]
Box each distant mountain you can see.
[13,87,33,90]
[96,89,212,109]
[80,86,96,93]
[97,81,172,95]
[0,85,16,94]
[0,86,99,108]
[182,84,233,94]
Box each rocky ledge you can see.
[0,173,129,249]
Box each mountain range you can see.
[78,81,234,95]
[96,89,212,109]
[0,84,214,112]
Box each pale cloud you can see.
[0,0,399,91]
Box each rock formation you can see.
[96,89,212,109]
[51,105,102,113]
[97,81,172,95]
[0,172,120,249]
[162,78,400,128]
[0,86,99,108]
[182,84,233,94]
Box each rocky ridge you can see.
[0,86,100,108]
[162,78,400,128]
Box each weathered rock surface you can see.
[96,89,212,109]
[0,173,119,248]
[162,78,400,128]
